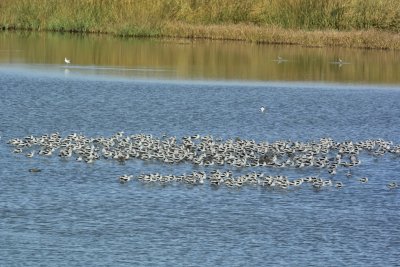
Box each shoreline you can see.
[1,23,399,50]
[161,23,400,50]
[1,0,399,50]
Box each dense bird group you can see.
[7,132,399,190]
[121,170,349,190]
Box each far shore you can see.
[1,23,400,50]
[161,23,400,50]
[2,0,400,50]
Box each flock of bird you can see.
[7,131,399,190]
[18,57,390,191]
[120,170,353,189]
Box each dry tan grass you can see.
[162,23,400,50]
[1,0,399,49]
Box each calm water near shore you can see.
[1,32,400,266]
[1,31,400,84]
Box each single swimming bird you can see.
[275,56,288,63]
[271,55,288,64]
[29,168,41,173]
[337,58,345,67]
[260,106,266,113]
[323,180,333,187]
[26,151,35,158]
[64,57,71,64]
[335,181,344,188]
[387,181,398,189]
[359,177,368,183]
[13,148,22,153]
[119,174,133,183]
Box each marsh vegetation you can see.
[1,0,400,49]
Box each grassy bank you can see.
[1,0,400,49]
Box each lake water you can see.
[0,32,400,266]
[1,31,400,84]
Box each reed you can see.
[1,0,399,49]
[162,23,400,50]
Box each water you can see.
[1,31,400,84]
[1,32,400,266]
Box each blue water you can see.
[1,68,400,266]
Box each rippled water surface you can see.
[1,32,400,267]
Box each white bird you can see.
[387,182,398,189]
[335,182,344,188]
[64,57,71,64]
[119,174,133,183]
[260,106,266,113]
[26,151,35,158]
[273,56,287,63]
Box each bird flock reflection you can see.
[7,132,399,191]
